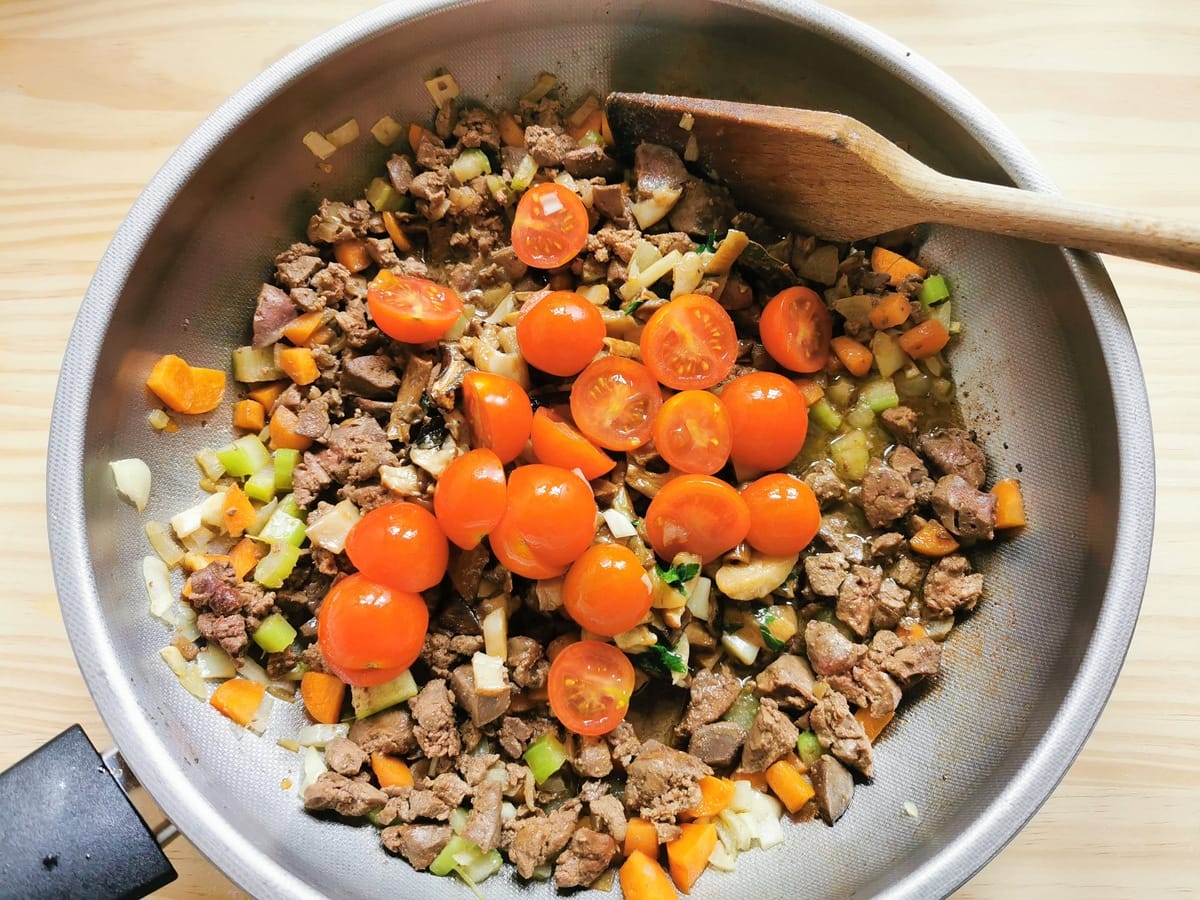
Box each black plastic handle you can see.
[0,725,177,899]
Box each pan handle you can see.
[0,725,177,899]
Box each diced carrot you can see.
[269,406,313,451]
[991,478,1027,528]
[210,678,266,727]
[278,347,320,386]
[334,239,372,274]
[382,210,413,253]
[246,380,287,412]
[184,366,227,415]
[854,707,895,742]
[624,818,660,859]
[731,771,769,792]
[283,311,326,346]
[229,538,266,581]
[371,752,414,789]
[569,107,604,142]
[765,759,816,814]
[683,776,735,819]
[620,849,678,900]
[146,354,196,413]
[408,123,436,153]
[497,111,525,147]
[868,292,912,330]
[897,621,928,642]
[898,320,950,359]
[232,399,265,432]
[221,484,256,538]
[870,246,927,286]
[666,822,717,894]
[910,519,960,557]
[300,671,346,725]
[183,552,232,573]
[793,377,825,407]
[830,335,874,377]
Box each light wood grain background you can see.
[1,1,1196,896]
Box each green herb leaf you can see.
[698,230,720,255]
[753,607,785,651]
[655,561,700,593]
[622,298,644,315]
[632,643,687,677]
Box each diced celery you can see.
[274,449,300,492]
[861,378,899,413]
[722,690,760,731]
[254,543,301,588]
[460,847,503,884]
[246,497,278,537]
[351,669,418,718]
[510,154,538,192]
[215,435,270,478]
[278,493,302,521]
[918,274,950,307]
[846,400,875,429]
[431,836,476,877]
[232,346,283,383]
[258,509,306,547]
[825,378,855,408]
[450,148,492,183]
[244,464,277,503]
[797,731,822,767]
[365,177,403,212]
[809,398,843,432]
[523,733,568,784]
[252,613,297,653]
[579,129,605,148]
[831,429,871,481]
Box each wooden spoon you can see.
[605,92,1200,272]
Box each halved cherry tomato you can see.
[652,389,732,475]
[489,464,598,578]
[741,473,821,555]
[345,502,449,592]
[759,285,832,373]
[433,449,507,550]
[569,357,663,451]
[720,372,809,475]
[516,290,606,376]
[317,574,429,686]
[530,407,616,480]
[511,182,589,270]
[639,294,738,390]
[563,544,654,637]
[644,474,751,564]
[547,640,636,736]
[366,270,464,343]
[462,371,533,464]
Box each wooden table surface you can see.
[1,1,1197,896]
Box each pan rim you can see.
[45,1,1154,898]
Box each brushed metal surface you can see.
[45,1,1154,898]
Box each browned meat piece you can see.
[186,561,241,613]
[870,532,907,560]
[809,755,855,825]
[923,554,984,615]
[252,283,298,348]
[454,107,500,150]
[348,708,417,756]
[274,243,324,289]
[449,663,511,727]
[634,142,687,198]
[810,691,874,778]
[524,124,576,166]
[606,721,641,768]
[462,780,504,853]
[386,353,435,441]
[837,564,883,638]
[804,552,848,597]
[804,620,867,677]
[878,635,943,687]
[307,199,374,244]
[826,664,902,718]
[380,823,451,870]
[890,444,929,483]
[509,804,580,878]
[818,512,867,563]
[880,405,918,444]
[740,698,799,773]
[323,416,398,483]
[407,789,454,821]
[294,395,331,440]
[506,636,549,689]
[498,715,535,759]
[448,544,488,599]
[290,286,323,312]
[888,553,928,592]
[755,654,818,710]
[588,794,628,843]
[364,236,399,268]
[804,459,848,505]
[426,344,470,410]
[555,828,617,889]
[562,145,621,179]
[623,740,711,822]
[410,679,461,759]
[323,736,367,776]
[931,474,997,541]
[196,612,248,657]
[646,232,696,257]
[669,176,736,237]
[339,354,399,399]
[920,427,988,489]
[425,773,471,809]
[487,245,527,284]
[861,458,916,529]
[574,736,613,778]
[688,721,746,768]
[303,772,387,817]
[386,154,415,193]
[420,632,464,680]
[333,295,379,347]
[674,667,741,738]
[591,183,628,223]
[874,577,910,631]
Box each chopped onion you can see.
[721,631,760,666]
[380,464,424,497]
[522,72,556,104]
[324,118,359,148]
[179,525,214,554]
[143,556,177,625]
[602,508,638,539]
[300,745,326,791]
[410,437,459,478]
[370,115,403,146]
[159,646,206,700]
[683,134,699,162]
[247,691,274,735]
[568,94,600,127]
[305,499,361,554]
[297,723,349,748]
[196,646,236,680]
[618,249,682,301]
[110,458,151,512]
[424,73,461,109]
[472,652,509,697]
[145,521,184,568]
[903,801,921,820]
[482,606,508,659]
[686,576,713,621]
[236,655,269,684]
[500,801,517,822]
[302,130,338,160]
[147,408,171,431]
[630,189,682,231]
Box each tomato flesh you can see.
[548,640,636,736]
[563,544,654,636]
[366,271,464,344]
[652,389,732,475]
[759,286,833,373]
[345,502,449,592]
[644,474,751,563]
[462,371,534,464]
[530,407,616,480]
[511,183,590,270]
[317,574,428,686]
[742,473,821,555]
[720,372,809,475]
[640,294,738,390]
[434,449,507,550]
[516,291,606,376]
[488,464,598,578]
[569,357,663,451]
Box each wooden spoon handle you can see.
[921,174,1200,271]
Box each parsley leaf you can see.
[698,230,720,254]
[622,298,644,315]
[632,643,687,677]
[655,561,700,593]
[752,607,786,651]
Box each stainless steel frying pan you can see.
[28,0,1153,897]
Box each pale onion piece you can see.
[602,509,638,539]
[576,284,610,306]
[409,437,459,478]
[277,738,301,753]
[683,134,700,162]
[671,252,705,298]
[196,646,237,680]
[143,556,177,625]
[754,809,785,850]
[614,625,657,652]
[175,603,200,641]
[247,691,274,735]
[424,72,461,109]
[707,839,737,872]
[236,655,270,684]
[194,447,226,481]
[325,118,360,148]
[482,294,515,325]
[302,130,338,160]
[472,651,509,697]
[297,723,349,748]
[924,616,954,641]
[591,869,616,893]
[721,631,759,666]
[110,458,151,512]
[370,114,403,146]
[380,464,424,497]
[553,170,578,192]
[630,187,682,231]
[482,606,508,659]
[159,644,188,677]
[618,249,683,302]
[715,552,799,601]
[160,647,206,700]
[668,633,689,685]
[500,802,517,822]
[628,240,662,279]
[522,72,557,103]
[903,801,921,820]
[812,680,829,700]
[568,93,601,127]
[449,806,469,835]
[305,499,361,554]
[147,408,172,431]
[747,790,785,849]
[145,521,185,568]
[300,745,327,792]
[717,808,753,852]
[678,112,695,131]
[704,228,749,275]
[686,576,713,621]
[730,778,757,813]
[485,765,510,785]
